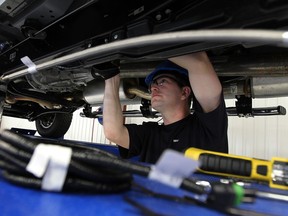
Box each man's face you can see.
[149,75,184,111]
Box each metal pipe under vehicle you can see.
[83,76,288,106]
[223,77,288,99]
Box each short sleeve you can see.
[192,93,228,153]
[118,122,158,159]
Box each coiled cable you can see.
[0,130,207,195]
[0,130,133,193]
[0,129,248,211]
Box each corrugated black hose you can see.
[0,130,133,193]
[0,130,206,195]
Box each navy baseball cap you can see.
[145,60,190,87]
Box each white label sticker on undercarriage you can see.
[21,56,37,73]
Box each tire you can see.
[35,113,73,138]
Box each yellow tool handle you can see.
[185,147,272,183]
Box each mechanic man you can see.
[102,51,228,163]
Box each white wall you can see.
[226,97,288,159]
[0,116,39,135]
[1,97,288,159]
[64,110,111,144]
[0,109,111,144]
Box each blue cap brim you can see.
[145,60,188,86]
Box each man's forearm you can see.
[103,75,123,137]
[103,75,129,148]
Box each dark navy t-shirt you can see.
[118,95,228,163]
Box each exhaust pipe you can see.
[83,79,146,106]
[223,77,288,99]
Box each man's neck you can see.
[161,109,190,125]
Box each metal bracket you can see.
[235,95,252,117]
[81,105,94,118]
[140,99,157,118]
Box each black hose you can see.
[0,130,133,193]
[0,130,207,195]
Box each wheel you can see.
[35,113,72,138]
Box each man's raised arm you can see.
[169,51,222,113]
[103,74,130,149]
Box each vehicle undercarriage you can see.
[1,0,288,137]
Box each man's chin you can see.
[151,102,163,112]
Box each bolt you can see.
[165,9,172,14]
[155,14,162,21]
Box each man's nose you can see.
[150,84,159,92]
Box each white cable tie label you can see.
[26,144,51,177]
[148,149,199,188]
[26,144,72,192]
[21,56,37,73]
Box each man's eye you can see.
[159,79,167,85]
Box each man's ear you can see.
[181,86,191,100]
